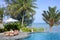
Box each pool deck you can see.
[0,32,30,40]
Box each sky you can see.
[0,0,60,23]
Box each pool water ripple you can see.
[22,32,60,40]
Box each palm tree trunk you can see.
[49,19,54,32]
[21,16,24,27]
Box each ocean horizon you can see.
[28,23,60,32]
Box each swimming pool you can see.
[21,32,60,40]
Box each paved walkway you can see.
[0,32,30,40]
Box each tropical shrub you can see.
[0,8,4,23]
[21,27,31,32]
[0,28,5,33]
[21,27,44,32]
[32,28,44,32]
[4,22,21,31]
[32,28,38,32]
[38,28,44,32]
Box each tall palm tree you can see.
[42,7,60,31]
[0,8,4,23]
[5,0,37,27]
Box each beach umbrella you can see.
[4,18,18,23]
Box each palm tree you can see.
[42,7,60,31]
[0,8,4,23]
[5,0,37,27]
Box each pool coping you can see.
[0,32,30,40]
[0,32,59,40]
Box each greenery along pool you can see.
[21,32,60,40]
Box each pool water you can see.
[22,32,60,40]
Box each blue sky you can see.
[34,0,60,23]
[0,0,60,23]
[0,0,5,7]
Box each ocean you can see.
[28,23,60,32]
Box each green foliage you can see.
[0,8,4,18]
[0,8,4,23]
[16,14,34,26]
[32,28,44,32]
[21,27,44,32]
[4,22,21,31]
[0,28,5,33]
[21,27,31,32]
[5,0,37,26]
[38,28,44,32]
[32,28,38,32]
[42,7,60,27]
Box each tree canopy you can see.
[5,0,37,26]
[0,8,4,20]
[42,7,60,30]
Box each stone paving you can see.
[0,32,30,40]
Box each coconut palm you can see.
[42,7,60,31]
[5,0,37,27]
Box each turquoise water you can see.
[22,32,60,40]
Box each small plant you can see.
[4,22,21,31]
[21,27,31,32]
[38,28,44,32]
[32,28,38,32]
[0,28,5,33]
[21,27,44,32]
[31,28,44,32]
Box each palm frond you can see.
[42,6,60,25]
